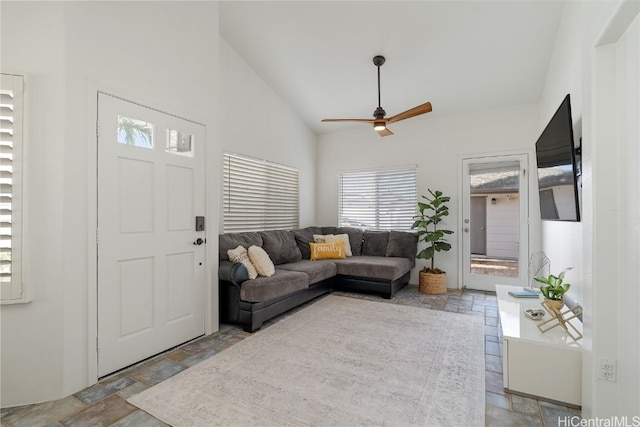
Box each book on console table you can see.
[508,291,540,298]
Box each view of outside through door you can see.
[469,163,520,278]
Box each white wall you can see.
[219,39,317,228]
[316,104,540,286]
[539,0,640,417]
[0,1,220,407]
[539,0,585,310]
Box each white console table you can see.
[496,285,582,407]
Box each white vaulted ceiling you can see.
[220,1,566,135]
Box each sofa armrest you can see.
[219,260,249,286]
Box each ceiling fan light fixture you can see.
[321,55,432,137]
[373,121,386,131]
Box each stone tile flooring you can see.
[1,285,580,427]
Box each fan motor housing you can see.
[373,55,386,66]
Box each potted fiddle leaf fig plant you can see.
[412,189,454,294]
[534,267,573,313]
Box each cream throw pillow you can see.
[248,245,275,277]
[313,233,352,257]
[227,245,258,280]
[326,233,352,257]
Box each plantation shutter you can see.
[1,73,25,303]
[223,152,299,232]
[339,167,417,231]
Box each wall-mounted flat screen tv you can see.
[535,94,581,221]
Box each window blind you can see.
[223,152,299,232]
[339,167,417,231]
[1,73,24,302]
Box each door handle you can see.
[193,238,205,246]
[464,228,469,233]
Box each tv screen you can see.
[535,94,581,221]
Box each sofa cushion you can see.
[386,231,419,264]
[240,270,309,303]
[219,232,263,261]
[336,227,364,256]
[259,230,302,265]
[310,242,347,260]
[248,245,275,277]
[361,231,390,257]
[277,260,337,285]
[291,226,323,260]
[332,256,414,282]
[321,226,338,235]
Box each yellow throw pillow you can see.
[313,234,352,257]
[227,245,258,280]
[248,245,275,277]
[310,241,347,260]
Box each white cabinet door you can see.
[97,93,206,376]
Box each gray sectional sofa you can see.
[218,226,418,332]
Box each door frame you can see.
[86,86,215,386]
[457,149,538,291]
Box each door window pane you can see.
[166,129,194,157]
[469,162,520,277]
[117,115,153,149]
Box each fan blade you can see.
[386,102,432,124]
[376,127,394,137]
[321,118,375,123]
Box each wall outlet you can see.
[597,358,617,382]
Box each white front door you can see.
[461,154,529,292]
[97,93,206,377]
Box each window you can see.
[339,167,417,231]
[223,152,299,232]
[1,73,26,303]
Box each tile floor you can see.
[1,285,580,427]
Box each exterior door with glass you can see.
[97,93,206,376]
[461,154,529,292]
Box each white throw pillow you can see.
[248,245,275,277]
[227,245,258,280]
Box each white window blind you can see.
[339,167,417,231]
[1,73,25,303]
[223,152,299,232]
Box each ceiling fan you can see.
[322,55,432,137]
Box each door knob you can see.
[464,228,469,233]
[193,238,205,245]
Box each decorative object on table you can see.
[528,251,550,289]
[412,189,454,294]
[534,267,583,341]
[508,290,540,298]
[534,266,573,313]
[524,308,546,321]
[537,302,583,341]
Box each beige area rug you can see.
[129,295,485,426]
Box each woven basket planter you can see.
[419,271,447,295]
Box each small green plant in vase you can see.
[412,189,454,294]
[534,267,573,313]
